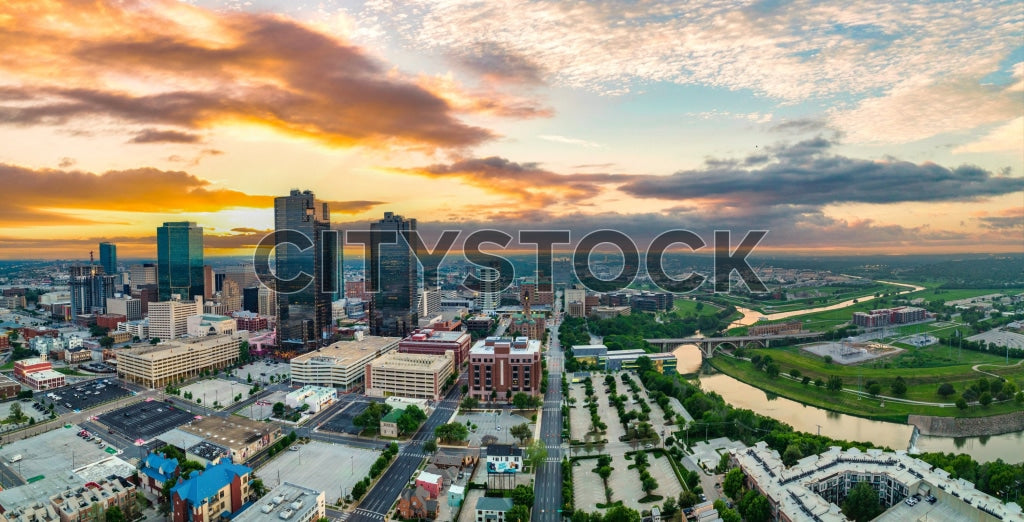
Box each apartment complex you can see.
[233,483,325,522]
[732,442,1020,522]
[148,297,203,340]
[50,478,136,522]
[398,329,472,367]
[365,350,455,401]
[853,306,928,328]
[467,337,542,400]
[170,462,252,522]
[117,332,248,388]
[289,334,399,391]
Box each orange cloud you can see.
[0,0,503,150]
[0,163,383,225]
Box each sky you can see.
[0,0,1022,259]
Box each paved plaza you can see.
[452,410,532,447]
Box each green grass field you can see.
[709,355,1024,422]
[672,299,722,317]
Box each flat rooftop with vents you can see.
[178,415,280,463]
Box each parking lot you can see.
[98,400,196,441]
[452,410,532,447]
[0,399,50,422]
[256,441,380,504]
[180,378,251,409]
[320,400,372,434]
[235,390,288,421]
[231,360,288,384]
[44,379,131,412]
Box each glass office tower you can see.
[156,221,205,301]
[99,242,117,276]
[274,189,336,353]
[369,212,418,336]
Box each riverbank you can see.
[707,355,1024,423]
[909,411,1024,437]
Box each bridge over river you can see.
[646,331,822,357]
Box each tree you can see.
[512,392,537,410]
[938,383,956,398]
[510,422,532,444]
[789,368,801,379]
[765,363,780,379]
[867,382,881,396]
[723,467,744,500]
[814,378,825,388]
[826,375,843,392]
[824,355,833,365]
[596,465,613,480]
[251,478,267,498]
[602,505,642,522]
[739,491,771,522]
[423,439,438,453]
[679,491,700,508]
[434,422,469,443]
[801,376,811,386]
[506,505,530,522]
[511,485,534,506]
[641,475,659,495]
[8,403,24,422]
[891,376,907,397]
[105,506,125,522]
[99,336,115,349]
[238,341,251,364]
[526,439,548,471]
[979,392,993,407]
[841,482,883,522]
[956,397,969,410]
[460,396,479,410]
[782,444,803,466]
[351,480,367,500]
[662,496,678,517]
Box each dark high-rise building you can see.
[369,212,418,336]
[69,264,118,317]
[156,221,205,301]
[99,242,117,275]
[242,286,260,314]
[274,189,336,352]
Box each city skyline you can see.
[0,0,1022,259]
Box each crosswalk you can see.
[352,508,386,520]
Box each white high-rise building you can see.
[148,296,202,340]
[476,267,499,312]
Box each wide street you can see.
[535,315,565,521]
[347,383,460,522]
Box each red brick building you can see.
[468,337,542,401]
[19,327,59,342]
[231,311,269,331]
[399,328,472,367]
[170,462,252,522]
[96,313,127,330]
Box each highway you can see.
[346,384,460,522]
[534,315,565,521]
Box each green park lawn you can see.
[709,354,1024,422]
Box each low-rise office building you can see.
[13,357,65,390]
[605,350,677,374]
[178,415,281,463]
[399,329,472,367]
[0,374,21,399]
[116,332,248,388]
[186,314,236,337]
[365,350,455,401]
[285,385,336,413]
[233,482,324,522]
[467,337,542,400]
[289,334,399,391]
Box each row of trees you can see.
[351,443,399,500]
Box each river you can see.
[690,367,1024,464]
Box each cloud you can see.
[538,135,601,148]
[58,157,76,168]
[0,0,500,150]
[455,43,546,85]
[0,162,385,226]
[619,137,1024,207]
[395,156,633,207]
[359,0,1021,104]
[953,117,1024,154]
[976,207,1024,230]
[128,128,203,144]
[770,118,827,134]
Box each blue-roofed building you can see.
[171,461,253,522]
[140,452,180,494]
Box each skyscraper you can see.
[68,264,118,318]
[369,212,418,336]
[156,221,205,301]
[274,189,336,352]
[99,242,117,275]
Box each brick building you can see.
[467,337,542,401]
[170,462,253,522]
[398,329,472,367]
